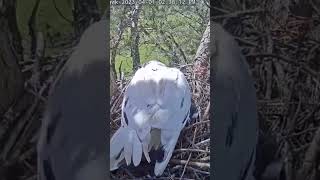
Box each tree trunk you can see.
[193,22,210,80]
[130,4,141,71]
[73,0,100,38]
[0,0,24,117]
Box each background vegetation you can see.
[110,3,209,78]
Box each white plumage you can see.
[37,20,108,180]
[110,60,192,176]
[212,23,258,180]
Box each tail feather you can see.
[110,150,124,171]
[110,127,128,170]
[142,133,151,163]
[110,127,127,156]
[132,133,142,166]
[110,126,153,170]
[123,128,146,167]
[124,130,134,165]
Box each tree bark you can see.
[73,0,101,38]
[193,22,210,80]
[0,0,24,117]
[130,4,141,71]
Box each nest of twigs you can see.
[215,1,320,179]
[110,64,210,180]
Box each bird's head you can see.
[142,60,166,68]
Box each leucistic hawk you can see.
[110,60,196,176]
[37,19,108,180]
[212,23,258,180]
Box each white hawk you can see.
[110,60,197,176]
[37,19,108,180]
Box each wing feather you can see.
[132,134,143,166]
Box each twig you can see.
[179,153,191,180]
[0,82,47,161]
[246,53,320,85]
[51,0,73,24]
[186,166,210,175]
[212,8,263,20]
[183,120,209,131]
[170,159,210,170]
[297,126,320,180]
[174,149,209,154]
[195,139,210,146]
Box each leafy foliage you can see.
[111,3,209,77]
